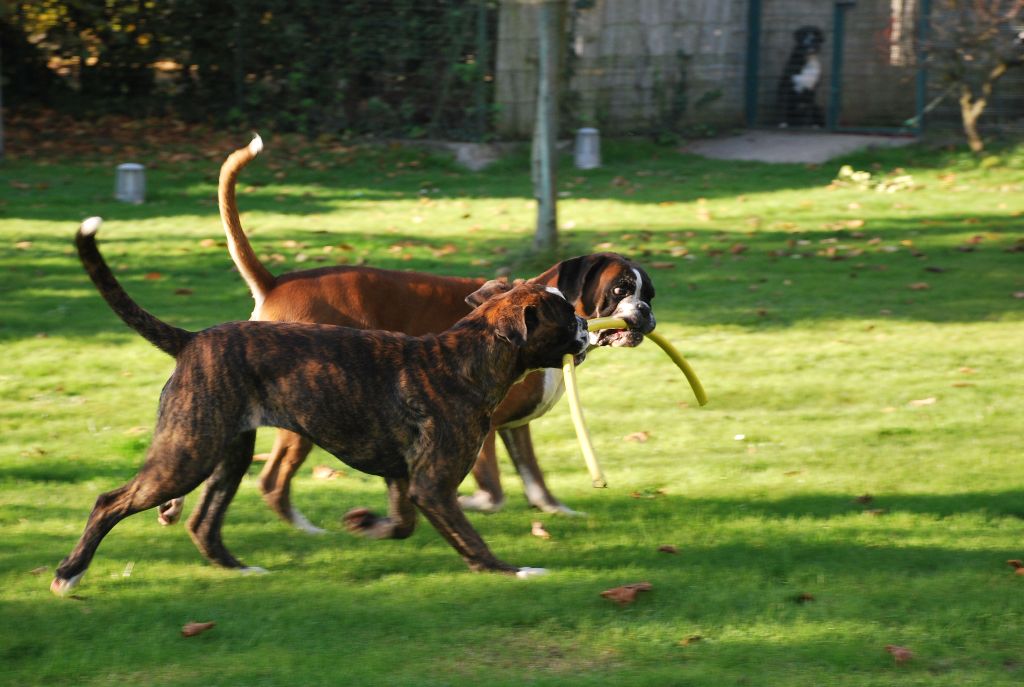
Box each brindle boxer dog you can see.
[156,136,656,532]
[51,218,589,595]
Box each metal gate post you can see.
[744,0,763,128]
[828,1,857,131]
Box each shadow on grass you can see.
[2,209,1020,347]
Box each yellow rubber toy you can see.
[584,317,708,406]
[561,318,708,487]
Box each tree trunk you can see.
[959,88,985,153]
[957,62,1011,154]
[531,0,566,253]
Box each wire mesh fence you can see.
[3,0,1023,143]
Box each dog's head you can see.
[533,253,656,348]
[793,26,825,54]
[466,281,589,369]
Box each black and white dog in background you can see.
[778,26,826,128]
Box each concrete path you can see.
[684,130,916,164]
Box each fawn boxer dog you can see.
[156,136,656,532]
[52,218,589,595]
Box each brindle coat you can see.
[52,221,588,594]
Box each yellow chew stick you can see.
[561,318,708,487]
[585,317,708,406]
[562,353,607,488]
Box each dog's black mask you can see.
[794,26,825,54]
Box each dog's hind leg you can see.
[257,429,323,534]
[52,444,213,596]
[187,430,259,570]
[344,477,418,540]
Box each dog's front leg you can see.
[409,473,545,578]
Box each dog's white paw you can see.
[51,572,85,596]
[459,491,505,514]
[289,507,326,535]
[239,566,269,576]
[515,567,549,579]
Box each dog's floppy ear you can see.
[466,279,514,307]
[494,303,537,346]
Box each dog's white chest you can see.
[500,368,565,429]
[792,55,821,92]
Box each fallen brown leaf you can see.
[600,582,652,605]
[29,566,48,576]
[531,521,551,540]
[623,431,650,443]
[907,282,930,291]
[657,545,679,554]
[1007,559,1024,570]
[181,621,216,638]
[855,494,874,504]
[885,645,914,663]
[678,634,702,646]
[793,592,816,604]
[144,272,162,281]
[199,238,218,248]
[174,288,194,296]
[908,397,937,407]
[865,508,888,516]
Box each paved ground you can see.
[685,130,917,165]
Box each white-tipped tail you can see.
[248,134,264,157]
[81,217,103,236]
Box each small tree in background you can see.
[927,0,1023,152]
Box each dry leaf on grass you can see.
[885,645,914,663]
[657,545,679,554]
[792,592,816,604]
[854,494,874,504]
[312,465,343,480]
[530,521,551,540]
[174,288,194,296]
[907,282,930,291]
[1007,559,1024,575]
[623,431,650,443]
[181,621,216,638]
[29,566,48,576]
[678,634,702,646]
[600,582,652,605]
[144,272,162,281]
[630,488,667,499]
[908,397,937,407]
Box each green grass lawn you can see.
[2,133,1023,686]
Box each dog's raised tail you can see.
[219,133,276,309]
[76,218,193,357]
